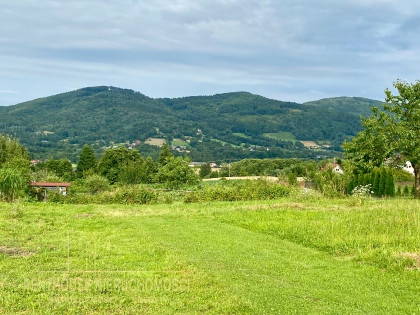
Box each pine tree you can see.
[395,185,401,197]
[372,169,380,196]
[363,173,370,186]
[385,169,395,197]
[158,143,173,167]
[77,144,97,176]
[378,168,387,197]
[370,171,375,186]
[403,185,410,196]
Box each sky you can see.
[1,0,419,106]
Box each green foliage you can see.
[313,166,349,198]
[304,97,383,117]
[350,168,395,197]
[77,144,97,176]
[157,143,173,167]
[84,174,110,194]
[0,168,24,202]
[0,134,30,168]
[30,169,63,183]
[118,160,143,184]
[41,158,73,180]
[344,80,420,198]
[393,168,414,182]
[0,87,370,161]
[185,180,290,203]
[97,147,142,183]
[378,168,387,197]
[385,169,395,197]
[221,158,316,177]
[156,157,199,188]
[199,163,211,178]
[50,185,157,205]
[2,157,31,185]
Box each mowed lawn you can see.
[1,198,420,314]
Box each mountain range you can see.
[0,86,383,162]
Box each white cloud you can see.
[0,0,419,105]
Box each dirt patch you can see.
[400,252,420,269]
[0,246,34,257]
[300,141,320,148]
[242,203,306,211]
[75,213,95,218]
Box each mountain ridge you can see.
[0,86,381,161]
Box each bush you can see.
[184,179,290,203]
[47,185,158,205]
[0,168,24,202]
[85,174,110,194]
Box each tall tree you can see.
[157,143,173,167]
[97,147,142,183]
[77,144,97,176]
[344,80,420,198]
[0,134,30,168]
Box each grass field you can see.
[262,132,296,143]
[144,138,166,147]
[1,197,420,313]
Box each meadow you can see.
[1,196,420,314]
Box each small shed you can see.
[30,182,71,200]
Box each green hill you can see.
[0,87,380,161]
[304,97,383,117]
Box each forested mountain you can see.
[0,86,379,161]
[304,97,383,117]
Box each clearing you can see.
[1,198,420,313]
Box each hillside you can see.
[0,87,379,161]
[304,97,383,117]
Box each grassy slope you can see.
[1,198,420,313]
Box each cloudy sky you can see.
[1,0,419,106]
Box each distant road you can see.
[202,176,279,182]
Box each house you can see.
[321,163,343,174]
[402,161,415,175]
[31,160,41,166]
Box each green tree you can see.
[97,147,142,183]
[372,169,380,196]
[199,163,211,178]
[344,80,420,198]
[156,157,199,188]
[45,158,73,180]
[0,134,30,168]
[378,168,387,197]
[157,143,173,167]
[77,144,97,176]
[385,169,395,197]
[142,157,157,184]
[118,160,144,185]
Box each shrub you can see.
[184,179,290,203]
[0,168,24,202]
[85,174,110,194]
